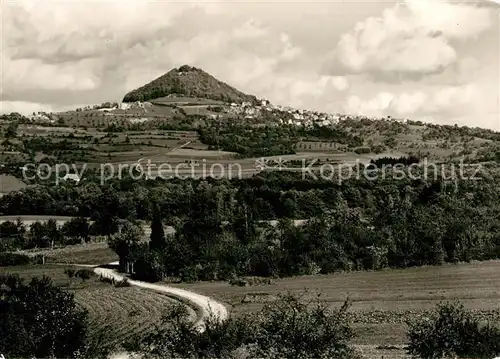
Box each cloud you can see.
[332,0,498,129]
[1,0,498,129]
[4,2,191,62]
[288,75,349,99]
[344,84,479,118]
[0,101,87,115]
[404,0,493,38]
[1,2,191,94]
[329,76,350,92]
[2,56,101,93]
[335,0,492,75]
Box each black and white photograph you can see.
[1,0,500,358]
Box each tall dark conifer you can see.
[149,203,166,251]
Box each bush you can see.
[354,147,371,154]
[133,293,359,359]
[0,274,90,358]
[253,294,358,359]
[179,265,200,283]
[0,252,31,266]
[64,268,76,279]
[370,144,386,154]
[229,277,248,287]
[241,292,277,303]
[407,301,500,359]
[75,269,93,282]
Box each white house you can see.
[119,102,131,110]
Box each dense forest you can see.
[2,169,500,281]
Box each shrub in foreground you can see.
[129,293,359,359]
[0,274,112,359]
[407,301,500,359]
[0,274,88,358]
[75,269,93,282]
[64,267,76,279]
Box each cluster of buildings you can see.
[27,112,54,123]
[226,100,346,127]
[25,98,409,129]
[118,101,147,111]
[228,99,409,127]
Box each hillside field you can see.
[0,174,27,193]
[173,260,500,351]
[0,265,181,351]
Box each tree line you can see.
[0,217,92,252]
[112,184,500,282]
[51,167,499,282]
[370,155,420,167]
[1,168,490,221]
[3,168,500,280]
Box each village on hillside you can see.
[24,98,409,129]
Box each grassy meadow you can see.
[173,260,500,347]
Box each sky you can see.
[1,0,499,129]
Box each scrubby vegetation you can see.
[0,252,32,266]
[27,168,486,282]
[370,155,420,167]
[127,294,359,359]
[407,301,500,359]
[199,123,298,157]
[0,274,107,359]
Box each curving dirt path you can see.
[87,262,229,358]
[93,262,228,333]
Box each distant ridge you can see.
[122,65,258,104]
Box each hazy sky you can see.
[1,0,499,129]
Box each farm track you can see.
[93,265,229,333]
